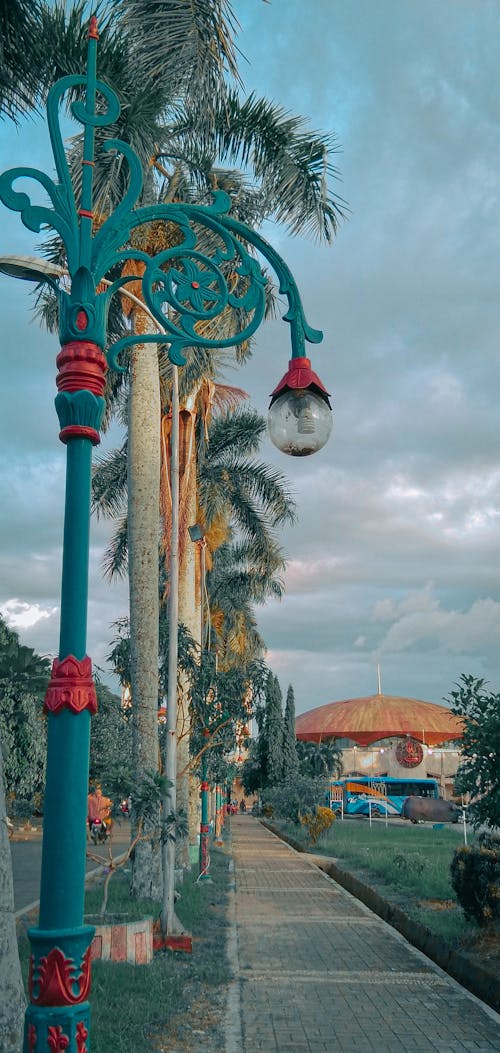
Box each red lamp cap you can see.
[270,357,331,407]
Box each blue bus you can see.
[328,776,439,818]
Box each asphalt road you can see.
[10,821,132,914]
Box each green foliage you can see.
[189,654,266,785]
[450,832,500,927]
[300,805,335,845]
[262,774,328,823]
[263,674,284,787]
[0,0,50,121]
[0,615,50,803]
[447,674,500,828]
[240,738,265,796]
[89,683,132,785]
[296,738,343,779]
[107,614,199,706]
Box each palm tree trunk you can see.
[0,743,25,1052]
[128,315,162,899]
[177,404,201,864]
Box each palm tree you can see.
[296,739,343,780]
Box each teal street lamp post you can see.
[0,18,332,1051]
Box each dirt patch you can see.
[149,987,226,1053]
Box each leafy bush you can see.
[261,774,328,823]
[450,832,500,926]
[11,797,35,820]
[300,805,335,845]
[447,675,500,829]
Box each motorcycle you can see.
[90,817,109,844]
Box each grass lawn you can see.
[18,845,231,1053]
[275,816,475,942]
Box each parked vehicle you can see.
[328,776,440,818]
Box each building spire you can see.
[377,663,382,695]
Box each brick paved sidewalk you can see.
[227,816,500,1053]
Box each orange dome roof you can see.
[295,694,463,747]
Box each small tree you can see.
[0,616,50,806]
[447,675,500,828]
[241,739,265,797]
[262,774,329,823]
[264,674,285,787]
[86,769,187,917]
[282,685,299,781]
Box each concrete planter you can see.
[87,914,153,965]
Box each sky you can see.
[1,0,500,716]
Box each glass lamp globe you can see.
[268,388,333,456]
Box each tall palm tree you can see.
[207,538,283,668]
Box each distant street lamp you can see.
[0,17,333,1052]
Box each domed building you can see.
[295,693,463,798]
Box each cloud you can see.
[0,598,58,631]
[373,589,500,658]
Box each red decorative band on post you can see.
[200,824,210,834]
[201,781,210,792]
[59,425,100,446]
[56,341,107,396]
[44,655,98,715]
[29,946,91,1006]
[88,14,99,39]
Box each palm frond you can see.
[177,90,348,242]
[102,515,129,580]
[92,443,128,518]
[112,0,242,104]
[0,0,48,121]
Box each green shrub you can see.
[262,774,328,823]
[300,805,335,845]
[393,852,425,876]
[11,798,34,820]
[450,833,500,926]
